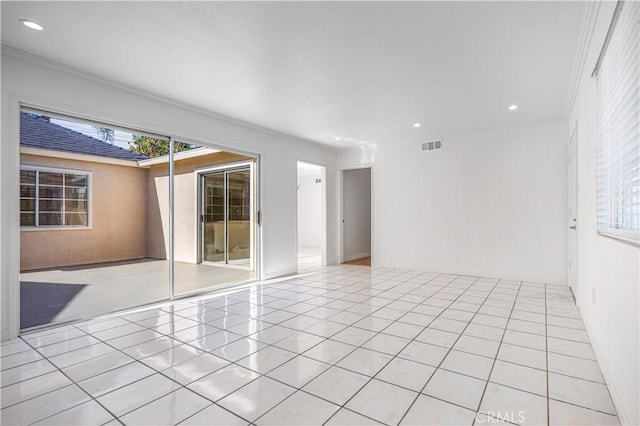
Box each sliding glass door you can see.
[201,166,252,268]
[18,108,259,332]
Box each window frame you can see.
[594,0,640,246]
[20,164,92,231]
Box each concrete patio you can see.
[20,259,254,329]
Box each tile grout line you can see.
[235,271,607,422]
[395,276,494,425]
[2,267,616,425]
[222,271,614,421]
[243,271,455,425]
[397,276,514,425]
[29,324,258,425]
[15,290,616,425]
[17,337,126,425]
[18,308,269,425]
[12,322,616,424]
[319,275,488,426]
[87,268,418,424]
[468,279,525,424]
[106,273,514,423]
[246,272,455,425]
[177,268,419,424]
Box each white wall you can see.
[340,121,568,283]
[297,165,322,249]
[342,168,372,261]
[0,49,339,340]
[567,2,639,423]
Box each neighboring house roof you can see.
[20,112,148,161]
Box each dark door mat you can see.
[20,281,87,329]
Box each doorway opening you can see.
[342,167,372,267]
[297,161,326,271]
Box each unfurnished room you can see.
[0,1,638,426]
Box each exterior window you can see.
[595,1,639,244]
[20,167,89,228]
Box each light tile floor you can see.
[1,265,620,425]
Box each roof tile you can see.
[20,112,148,161]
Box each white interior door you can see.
[568,126,578,298]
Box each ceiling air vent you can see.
[421,139,442,152]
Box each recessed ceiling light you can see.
[508,105,518,111]
[413,123,421,128]
[334,136,341,141]
[19,19,44,31]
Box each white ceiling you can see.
[1,1,585,148]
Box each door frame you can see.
[195,160,257,271]
[340,164,373,264]
[568,123,579,302]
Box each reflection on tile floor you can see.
[1,265,620,425]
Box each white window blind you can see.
[596,0,640,245]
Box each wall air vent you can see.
[421,139,442,152]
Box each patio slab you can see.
[20,259,254,329]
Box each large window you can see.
[596,0,639,244]
[20,167,90,228]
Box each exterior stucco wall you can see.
[20,153,148,270]
[20,150,250,270]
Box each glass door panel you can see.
[18,111,171,331]
[226,170,251,266]
[202,173,225,263]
